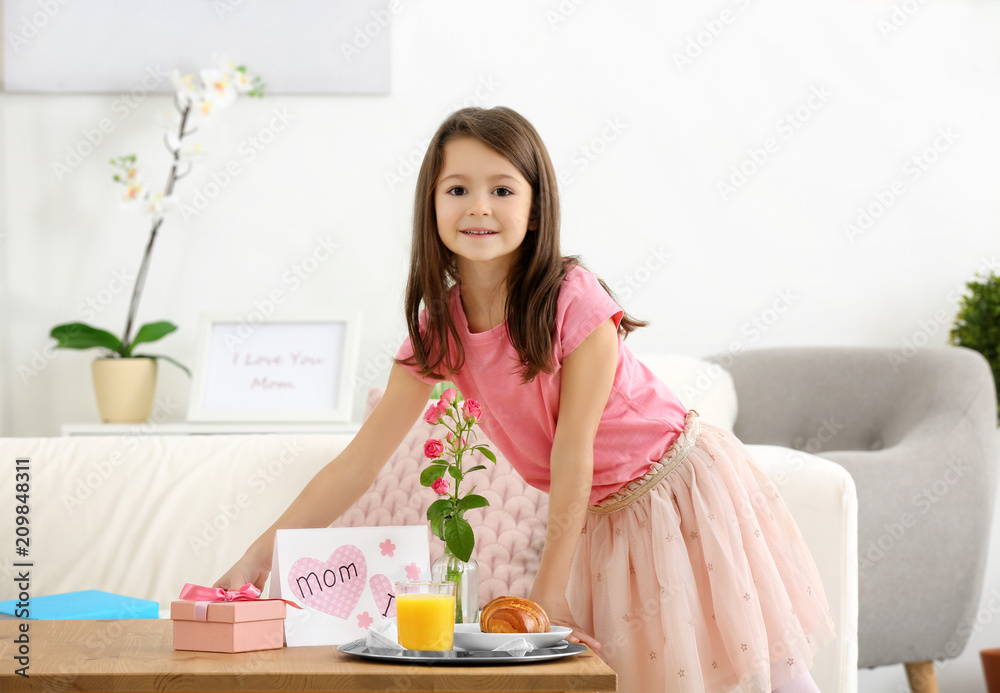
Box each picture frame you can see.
[187,313,360,423]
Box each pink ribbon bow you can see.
[178,582,302,621]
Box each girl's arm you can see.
[528,318,619,651]
[214,362,435,590]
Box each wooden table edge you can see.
[0,619,617,692]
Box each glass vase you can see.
[431,548,480,624]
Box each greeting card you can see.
[269,525,430,646]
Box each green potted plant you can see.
[950,270,1000,422]
[49,60,264,423]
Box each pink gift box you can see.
[171,599,286,653]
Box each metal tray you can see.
[337,638,586,665]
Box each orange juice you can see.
[396,593,456,650]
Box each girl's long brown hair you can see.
[398,106,645,382]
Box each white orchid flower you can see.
[198,68,237,111]
[231,67,253,94]
[119,181,146,206]
[164,132,182,153]
[143,192,178,219]
[178,142,208,162]
[215,55,254,95]
[171,70,199,108]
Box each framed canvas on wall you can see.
[3,0,393,93]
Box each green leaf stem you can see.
[444,517,475,562]
[126,321,178,355]
[475,447,497,463]
[420,465,449,487]
[457,494,490,511]
[50,323,123,353]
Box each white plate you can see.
[453,624,573,651]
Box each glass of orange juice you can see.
[394,581,456,651]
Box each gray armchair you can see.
[710,346,998,692]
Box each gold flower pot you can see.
[91,357,157,423]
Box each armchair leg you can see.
[904,661,938,693]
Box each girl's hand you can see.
[213,549,271,593]
[530,590,601,652]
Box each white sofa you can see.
[0,359,858,691]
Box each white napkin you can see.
[492,636,535,657]
[366,620,404,651]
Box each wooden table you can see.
[0,620,616,692]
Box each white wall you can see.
[2,1,1000,690]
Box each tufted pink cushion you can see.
[331,389,549,608]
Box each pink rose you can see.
[423,401,447,425]
[441,387,458,403]
[423,439,444,458]
[432,477,450,495]
[462,399,482,423]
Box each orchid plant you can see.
[49,59,264,371]
[421,387,497,563]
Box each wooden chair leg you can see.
[905,661,939,693]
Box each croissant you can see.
[479,596,551,634]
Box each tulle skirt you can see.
[568,411,835,693]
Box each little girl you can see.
[216,106,835,693]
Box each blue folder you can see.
[0,589,159,619]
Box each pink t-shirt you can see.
[395,266,688,505]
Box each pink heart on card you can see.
[287,545,367,620]
[369,574,396,619]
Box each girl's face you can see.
[434,136,536,276]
